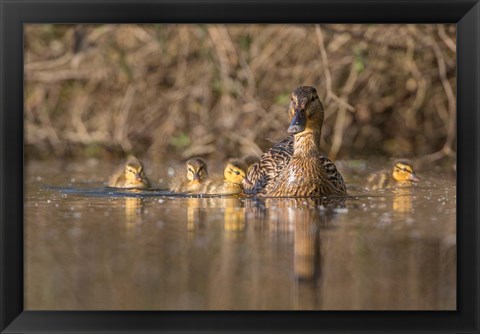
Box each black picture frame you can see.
[1,0,479,333]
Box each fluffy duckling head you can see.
[186,158,208,182]
[224,159,247,185]
[287,86,324,135]
[392,160,420,182]
[124,157,148,183]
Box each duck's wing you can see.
[319,155,347,194]
[244,135,294,195]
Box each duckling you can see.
[169,157,208,193]
[108,156,151,189]
[202,159,248,195]
[244,86,347,197]
[366,159,420,190]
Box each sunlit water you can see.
[24,159,456,310]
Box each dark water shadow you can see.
[44,185,240,199]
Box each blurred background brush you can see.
[25,24,456,168]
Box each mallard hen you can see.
[244,86,347,197]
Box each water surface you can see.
[24,159,456,310]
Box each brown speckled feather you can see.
[245,86,347,197]
[265,132,346,197]
[244,135,346,196]
[267,159,329,196]
[244,136,293,195]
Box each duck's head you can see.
[287,86,324,135]
[186,158,208,182]
[392,160,420,182]
[124,157,147,183]
[224,159,247,185]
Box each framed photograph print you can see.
[1,0,479,333]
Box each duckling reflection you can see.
[124,196,144,226]
[223,197,246,234]
[392,187,414,214]
[187,198,208,232]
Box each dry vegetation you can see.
[25,24,456,164]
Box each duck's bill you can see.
[409,173,420,182]
[287,109,307,134]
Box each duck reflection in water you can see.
[392,187,414,214]
[187,197,208,232]
[223,197,246,235]
[124,194,144,227]
[187,196,247,235]
[245,197,345,284]
[293,208,322,283]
